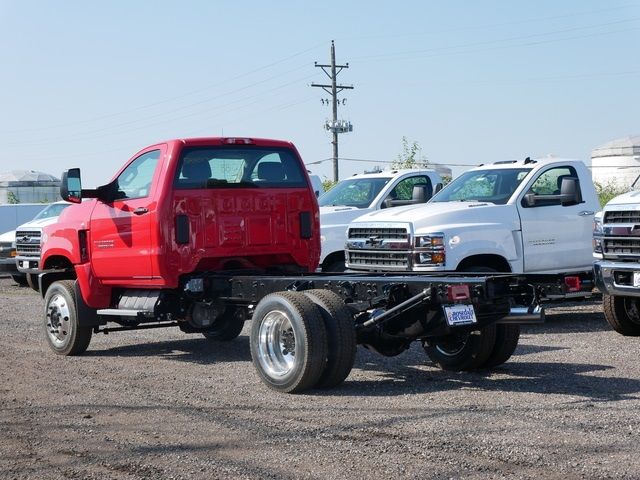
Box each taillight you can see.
[447,284,470,302]
[222,138,254,145]
[564,276,581,293]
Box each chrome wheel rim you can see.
[46,293,71,347]
[257,310,296,378]
[434,333,468,357]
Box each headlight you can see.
[414,233,446,265]
[592,216,603,254]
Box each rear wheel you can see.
[202,307,246,341]
[423,324,497,371]
[303,289,356,388]
[603,294,640,336]
[44,280,92,355]
[481,324,520,368]
[250,292,328,393]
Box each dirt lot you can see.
[1,277,640,480]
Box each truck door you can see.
[90,148,163,282]
[517,165,596,273]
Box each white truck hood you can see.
[320,206,373,226]
[17,216,61,230]
[605,190,640,207]
[351,201,520,232]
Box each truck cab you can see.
[318,169,442,271]
[346,158,599,280]
[41,137,320,308]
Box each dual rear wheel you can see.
[249,290,356,393]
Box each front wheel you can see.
[423,324,496,371]
[250,292,328,393]
[603,294,640,336]
[11,274,28,287]
[44,280,92,355]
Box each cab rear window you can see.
[174,147,308,189]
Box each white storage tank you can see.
[591,135,640,189]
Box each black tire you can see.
[202,307,245,341]
[43,280,92,355]
[250,292,328,393]
[603,294,640,336]
[303,289,357,388]
[26,273,39,292]
[11,274,28,287]
[481,324,520,368]
[423,324,497,371]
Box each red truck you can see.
[37,137,541,393]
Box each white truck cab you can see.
[346,158,599,279]
[318,169,442,271]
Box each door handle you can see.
[578,211,595,216]
[133,207,149,215]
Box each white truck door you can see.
[517,165,597,273]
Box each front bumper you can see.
[0,257,18,274]
[594,260,640,297]
[15,256,41,274]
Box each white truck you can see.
[593,193,640,336]
[346,157,599,291]
[318,169,443,271]
[344,157,600,370]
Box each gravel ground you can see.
[1,277,640,480]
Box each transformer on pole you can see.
[311,40,354,182]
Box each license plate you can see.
[21,261,28,269]
[444,304,477,326]
[634,272,640,287]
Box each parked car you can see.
[0,229,25,285]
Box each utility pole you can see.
[311,40,354,182]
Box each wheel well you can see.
[321,251,345,272]
[456,254,511,273]
[43,255,74,271]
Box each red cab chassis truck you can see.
[37,137,542,393]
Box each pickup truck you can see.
[346,157,599,292]
[35,137,541,393]
[15,202,71,279]
[318,169,442,271]
[593,194,640,336]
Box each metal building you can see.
[0,170,61,204]
[591,135,640,189]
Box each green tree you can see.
[322,178,337,192]
[392,136,429,169]
[594,180,628,208]
[7,191,19,204]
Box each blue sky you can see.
[1,0,638,186]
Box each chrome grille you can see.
[347,251,409,269]
[15,230,41,258]
[348,227,409,240]
[604,238,640,257]
[604,210,640,224]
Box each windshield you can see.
[430,168,531,205]
[32,203,71,221]
[318,178,390,208]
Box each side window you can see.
[524,166,579,207]
[115,150,160,200]
[387,176,432,202]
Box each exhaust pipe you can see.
[497,305,545,324]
